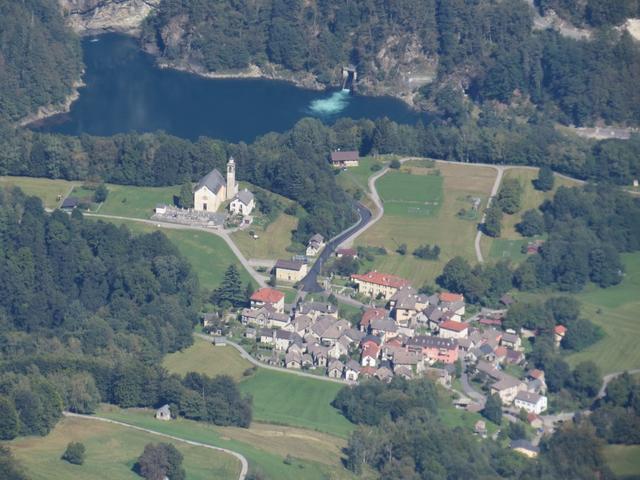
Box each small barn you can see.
[155,404,171,421]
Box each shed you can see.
[155,404,171,421]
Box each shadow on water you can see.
[32,34,427,143]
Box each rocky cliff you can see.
[58,0,159,35]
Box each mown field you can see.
[163,338,253,381]
[98,407,357,480]
[231,213,298,260]
[356,161,496,286]
[0,176,79,209]
[98,184,181,218]
[10,416,240,480]
[604,445,640,479]
[100,219,256,290]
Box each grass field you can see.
[99,184,181,219]
[231,214,298,260]
[163,338,253,381]
[357,162,496,286]
[9,416,239,480]
[563,252,640,373]
[98,407,356,480]
[376,171,444,217]
[0,176,79,209]
[488,238,529,262]
[604,445,640,479]
[99,219,256,290]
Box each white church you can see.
[193,157,254,214]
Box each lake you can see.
[32,34,426,143]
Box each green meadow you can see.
[376,171,444,217]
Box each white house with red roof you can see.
[554,325,567,346]
[351,271,410,300]
[361,342,381,367]
[250,288,285,313]
[439,320,470,339]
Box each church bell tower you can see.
[226,157,237,200]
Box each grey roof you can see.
[234,189,254,205]
[346,359,361,372]
[309,233,324,244]
[275,330,292,340]
[406,335,457,350]
[298,302,336,315]
[502,332,520,344]
[370,317,398,332]
[344,328,365,343]
[515,391,543,404]
[393,350,421,365]
[275,259,305,271]
[285,351,301,364]
[328,360,345,371]
[157,404,170,414]
[311,317,336,337]
[492,374,522,391]
[196,168,226,194]
[61,196,79,208]
[479,343,494,355]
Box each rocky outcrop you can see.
[58,0,159,35]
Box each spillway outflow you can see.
[308,89,351,116]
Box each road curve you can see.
[62,412,249,480]
[473,165,505,263]
[84,213,267,288]
[194,333,349,384]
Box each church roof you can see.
[196,168,226,194]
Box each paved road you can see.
[597,369,640,398]
[84,213,268,288]
[195,333,349,384]
[473,165,505,263]
[460,360,487,405]
[299,201,371,293]
[63,412,248,480]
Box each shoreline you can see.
[18,77,85,127]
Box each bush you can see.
[62,442,85,465]
[370,163,382,172]
[94,183,108,203]
[389,159,401,169]
[396,243,407,255]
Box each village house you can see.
[361,342,381,367]
[474,420,487,437]
[288,314,313,335]
[330,150,360,168]
[514,391,548,414]
[351,271,410,300]
[229,188,255,216]
[439,321,470,339]
[392,350,425,374]
[406,335,459,364]
[240,306,289,329]
[194,158,237,212]
[501,332,522,351]
[258,328,275,345]
[389,286,430,325]
[335,248,358,258]
[274,330,295,351]
[285,351,302,369]
[155,404,171,421]
[345,360,361,381]
[554,325,567,346]
[490,374,527,405]
[369,317,399,342]
[250,287,285,313]
[296,301,338,320]
[359,308,387,332]
[306,233,325,257]
[328,360,345,378]
[274,259,308,283]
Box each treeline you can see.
[592,372,640,445]
[335,378,614,479]
[0,0,82,122]
[438,184,640,307]
[536,0,640,27]
[0,187,250,441]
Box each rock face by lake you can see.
[58,0,159,35]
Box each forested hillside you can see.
[141,0,640,125]
[536,0,640,27]
[0,0,82,122]
[0,188,251,442]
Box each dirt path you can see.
[62,412,248,480]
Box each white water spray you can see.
[308,89,351,116]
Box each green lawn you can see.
[376,171,444,217]
[336,156,385,194]
[488,238,529,262]
[163,338,253,381]
[99,184,181,219]
[0,176,79,209]
[230,213,298,260]
[98,219,256,291]
[357,162,497,286]
[9,416,239,480]
[238,369,353,438]
[604,445,640,479]
[98,407,355,480]
[564,252,640,373]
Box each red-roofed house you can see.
[359,308,387,332]
[351,271,411,299]
[554,325,567,346]
[250,288,285,313]
[330,150,360,168]
[439,292,464,303]
[439,321,469,339]
[361,343,381,367]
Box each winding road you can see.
[63,412,249,480]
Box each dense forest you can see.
[0,0,82,122]
[536,0,640,27]
[0,188,251,442]
[141,0,640,125]
[334,378,615,479]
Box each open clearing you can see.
[357,162,496,286]
[0,176,79,209]
[98,407,355,480]
[99,184,181,219]
[99,219,255,290]
[231,213,298,260]
[564,252,640,373]
[376,170,444,217]
[9,416,239,480]
[604,444,640,478]
[238,368,353,438]
[163,338,253,381]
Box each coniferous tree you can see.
[0,397,19,440]
[534,166,555,191]
[211,265,245,307]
